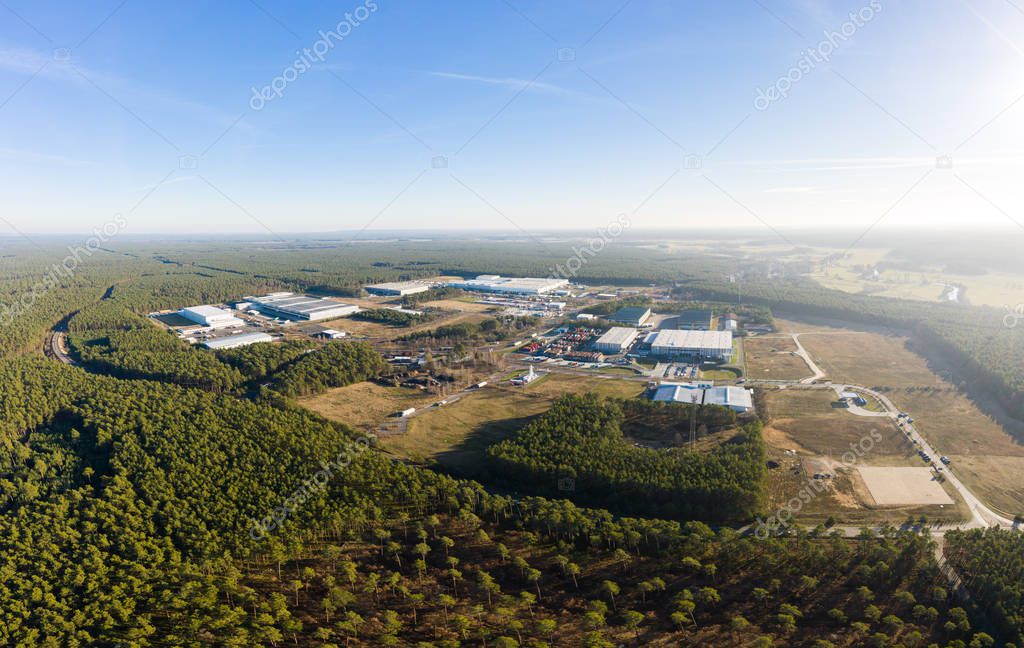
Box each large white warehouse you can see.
[247,293,359,321]
[593,327,639,354]
[179,305,245,329]
[202,332,274,350]
[448,275,569,295]
[650,329,733,361]
[365,280,432,296]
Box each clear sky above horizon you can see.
[1,0,1023,236]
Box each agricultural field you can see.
[383,374,645,470]
[806,247,1024,307]
[793,323,1024,517]
[742,335,812,380]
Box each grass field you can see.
[762,389,915,462]
[743,336,812,380]
[791,322,1024,516]
[297,382,438,433]
[384,374,645,470]
[315,310,491,340]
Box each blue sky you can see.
[1,0,1024,234]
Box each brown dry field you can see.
[384,374,645,470]
[743,335,813,380]
[790,321,1024,516]
[297,382,439,433]
[763,447,967,525]
[762,389,916,463]
[943,454,1024,516]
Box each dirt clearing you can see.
[858,467,953,506]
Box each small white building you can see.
[313,329,347,340]
[576,313,596,321]
[511,366,541,386]
[179,305,245,329]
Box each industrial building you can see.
[675,309,714,330]
[365,280,432,296]
[178,305,245,329]
[447,275,569,295]
[202,332,274,350]
[719,313,739,331]
[247,292,359,321]
[593,327,639,354]
[649,329,733,361]
[313,329,347,340]
[840,391,868,406]
[609,306,652,326]
[651,382,753,412]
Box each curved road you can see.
[754,334,1015,531]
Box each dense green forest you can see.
[0,239,1020,645]
[487,394,766,522]
[0,357,994,646]
[351,308,433,326]
[945,528,1024,645]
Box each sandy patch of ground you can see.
[858,466,953,506]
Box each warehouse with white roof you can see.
[247,293,359,321]
[650,329,733,361]
[202,332,274,350]
[593,327,639,354]
[365,280,432,296]
[651,382,753,412]
[447,275,569,295]
[178,305,245,329]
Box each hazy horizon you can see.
[3,0,1024,234]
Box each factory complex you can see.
[447,275,569,295]
[244,292,360,321]
[651,381,753,412]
